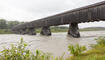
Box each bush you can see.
[96,36,105,45]
[68,44,86,56]
[67,37,105,60]
[91,36,105,48]
[0,38,65,60]
[0,38,52,60]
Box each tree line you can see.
[0,19,24,29]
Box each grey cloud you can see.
[0,0,105,28]
[10,0,103,14]
[0,0,104,22]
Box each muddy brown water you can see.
[0,31,105,57]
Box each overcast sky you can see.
[0,0,105,28]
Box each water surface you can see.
[0,31,105,57]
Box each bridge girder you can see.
[12,1,105,38]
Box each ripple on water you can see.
[0,31,105,57]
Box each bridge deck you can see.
[12,1,105,30]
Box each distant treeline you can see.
[0,19,24,29]
[0,19,105,34]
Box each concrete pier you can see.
[21,29,27,34]
[28,28,36,35]
[40,26,51,36]
[68,23,80,38]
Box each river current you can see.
[0,31,105,57]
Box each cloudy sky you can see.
[0,0,105,28]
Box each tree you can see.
[7,21,20,29]
[0,19,7,29]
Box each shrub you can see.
[91,36,105,49]
[68,44,86,56]
[67,37,105,60]
[96,36,105,45]
[0,38,65,60]
[0,38,52,60]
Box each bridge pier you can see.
[17,29,26,35]
[21,29,27,34]
[68,23,80,38]
[13,31,19,34]
[18,29,23,34]
[40,26,51,36]
[28,28,36,35]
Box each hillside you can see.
[80,27,105,31]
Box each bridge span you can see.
[12,1,105,38]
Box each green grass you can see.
[68,44,86,56]
[51,27,68,32]
[35,27,68,33]
[50,27,105,32]
[0,29,13,34]
[35,27,105,33]
[67,36,105,60]
[80,27,105,31]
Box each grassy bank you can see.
[50,27,105,32]
[67,36,105,60]
[36,27,105,33]
[80,27,105,31]
[0,29,13,34]
[36,27,68,33]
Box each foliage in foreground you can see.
[1,36,105,60]
[0,38,64,60]
[67,36,105,60]
[68,44,86,56]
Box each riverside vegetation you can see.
[0,19,24,34]
[67,36,105,60]
[0,37,105,60]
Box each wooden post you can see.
[68,23,80,38]
[40,26,51,36]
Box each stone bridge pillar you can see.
[68,23,80,38]
[18,29,23,34]
[18,29,27,35]
[12,30,19,34]
[22,29,28,34]
[40,26,51,36]
[28,28,36,35]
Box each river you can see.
[0,31,105,57]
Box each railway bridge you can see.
[12,1,105,38]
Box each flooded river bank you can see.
[0,31,105,57]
